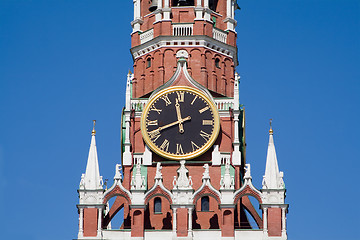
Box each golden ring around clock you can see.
[140,86,220,160]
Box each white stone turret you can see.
[79,120,103,191]
[262,122,285,190]
[260,122,288,239]
[77,121,105,239]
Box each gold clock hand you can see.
[148,116,191,136]
[175,99,184,133]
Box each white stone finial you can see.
[220,159,234,190]
[278,171,285,189]
[114,164,122,180]
[202,164,210,179]
[244,163,251,179]
[155,162,163,179]
[173,160,192,189]
[131,161,146,190]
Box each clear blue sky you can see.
[0,0,359,239]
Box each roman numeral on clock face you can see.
[176,91,184,102]
[160,94,171,106]
[176,143,184,154]
[191,141,200,152]
[202,120,213,125]
[159,139,170,152]
[199,106,209,114]
[191,95,198,105]
[200,130,211,141]
[150,105,162,114]
[149,130,161,142]
[146,119,158,126]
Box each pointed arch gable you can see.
[193,185,221,205]
[144,185,172,205]
[103,185,131,204]
[233,185,262,204]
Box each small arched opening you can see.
[234,195,262,229]
[154,197,162,214]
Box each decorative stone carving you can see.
[114,164,122,180]
[278,171,285,189]
[173,160,192,190]
[202,164,210,179]
[220,160,234,190]
[131,161,146,190]
[176,49,189,59]
[155,162,162,180]
[244,163,251,179]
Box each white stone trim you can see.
[140,28,154,44]
[131,36,237,64]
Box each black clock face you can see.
[141,87,220,160]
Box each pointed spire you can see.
[262,120,285,189]
[82,120,103,190]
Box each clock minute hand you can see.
[175,99,184,133]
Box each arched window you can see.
[215,58,220,68]
[154,197,162,213]
[201,196,209,211]
[146,57,151,68]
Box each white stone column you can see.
[172,208,177,234]
[282,207,287,236]
[78,208,84,238]
[132,0,142,33]
[233,113,239,144]
[195,0,203,20]
[123,110,132,165]
[226,0,231,18]
[204,0,209,8]
[155,0,163,22]
[204,0,211,21]
[263,207,268,234]
[97,208,102,237]
[188,208,193,236]
[232,103,241,165]
[163,0,171,21]
[134,0,140,19]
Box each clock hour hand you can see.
[175,99,184,133]
[148,116,191,138]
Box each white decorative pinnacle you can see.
[155,162,163,180]
[173,160,193,190]
[262,123,285,190]
[80,121,103,190]
[131,161,146,190]
[220,159,235,190]
[244,163,251,180]
[114,164,122,181]
[202,164,210,179]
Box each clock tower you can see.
[76,1,288,240]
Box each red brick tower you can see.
[76,1,288,240]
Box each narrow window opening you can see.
[154,197,162,213]
[215,58,220,68]
[146,58,151,68]
[201,196,209,211]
